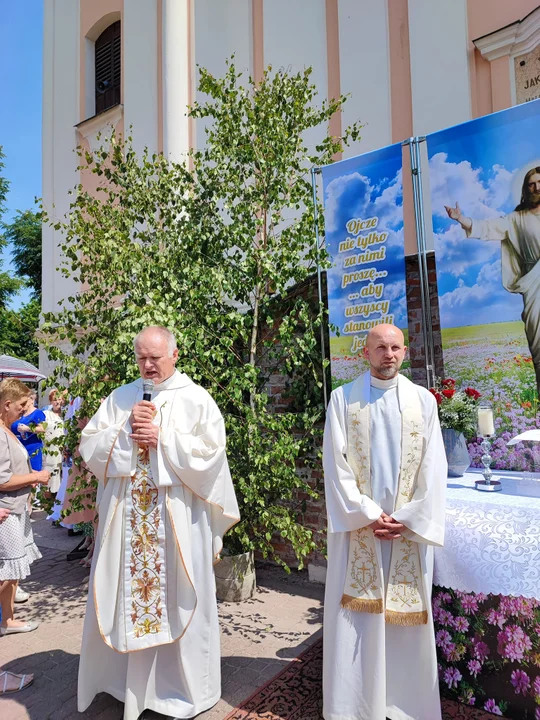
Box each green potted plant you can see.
[429,379,482,477]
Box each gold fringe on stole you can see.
[385,609,428,626]
[341,595,384,614]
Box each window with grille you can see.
[95,21,121,115]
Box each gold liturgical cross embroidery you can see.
[129,453,163,638]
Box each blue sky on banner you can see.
[427,99,540,329]
[320,142,407,339]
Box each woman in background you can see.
[0,379,49,635]
[11,391,46,471]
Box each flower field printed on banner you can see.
[433,587,540,719]
[441,324,540,472]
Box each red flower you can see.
[429,388,443,405]
[464,387,481,400]
[442,378,456,388]
[442,388,455,399]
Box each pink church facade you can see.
[41,0,540,370]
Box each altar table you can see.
[432,471,540,719]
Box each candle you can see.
[478,407,494,437]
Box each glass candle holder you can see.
[475,405,501,492]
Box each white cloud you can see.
[439,257,522,326]
[434,224,499,277]
[429,152,505,221]
[324,172,371,234]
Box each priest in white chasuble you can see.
[77,326,240,720]
[322,324,447,720]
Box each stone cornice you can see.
[75,104,123,151]
[473,6,540,62]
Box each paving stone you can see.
[0,517,324,720]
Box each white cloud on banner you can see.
[439,258,521,326]
[434,224,499,277]
[324,172,371,234]
[372,169,403,229]
[428,153,517,279]
[429,152,514,221]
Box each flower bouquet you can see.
[429,379,482,477]
[429,379,482,438]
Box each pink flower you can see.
[497,625,532,661]
[500,596,536,620]
[443,667,462,689]
[437,609,454,626]
[472,639,490,662]
[535,708,540,720]
[486,609,506,629]
[460,595,479,615]
[467,660,482,677]
[447,645,465,662]
[534,676,540,696]
[484,699,503,715]
[435,629,452,648]
[511,669,530,695]
[452,616,469,632]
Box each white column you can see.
[162,0,191,162]
[408,0,471,136]
[123,0,159,156]
[338,0,392,156]
[41,0,80,372]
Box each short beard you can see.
[373,362,401,378]
[529,192,540,207]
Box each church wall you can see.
[124,0,159,157]
[41,0,81,376]
[338,0,392,157]
[408,0,472,136]
[192,0,252,153]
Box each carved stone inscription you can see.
[515,47,540,105]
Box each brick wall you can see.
[405,252,444,387]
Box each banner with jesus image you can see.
[426,98,540,472]
[320,143,408,389]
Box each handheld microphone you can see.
[142,379,154,402]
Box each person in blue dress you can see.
[11,391,46,471]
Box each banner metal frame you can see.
[311,166,329,408]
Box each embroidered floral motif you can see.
[350,412,370,494]
[130,456,163,638]
[388,537,422,609]
[398,421,422,503]
[349,527,380,593]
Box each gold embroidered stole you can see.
[341,372,428,626]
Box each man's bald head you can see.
[363,324,407,380]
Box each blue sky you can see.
[0,0,43,308]
[427,99,540,328]
[321,143,407,340]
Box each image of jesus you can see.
[445,166,540,395]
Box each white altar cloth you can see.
[433,471,540,599]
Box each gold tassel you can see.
[341,595,384,614]
[385,609,428,626]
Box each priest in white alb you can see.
[323,324,447,720]
[77,326,240,720]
